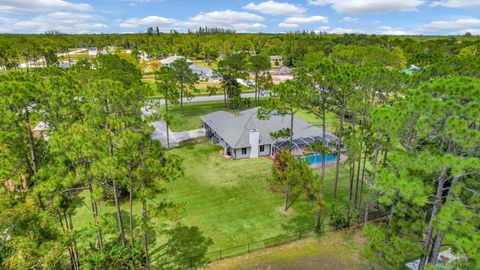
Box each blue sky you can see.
[0,0,479,35]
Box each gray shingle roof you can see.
[201,107,335,148]
[190,64,214,78]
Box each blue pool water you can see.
[303,153,337,165]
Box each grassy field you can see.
[73,140,354,251]
[141,79,252,96]
[204,229,378,270]
[164,100,339,133]
[166,100,263,131]
[71,101,362,267]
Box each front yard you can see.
[164,100,340,132]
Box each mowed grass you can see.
[204,229,377,270]
[164,99,339,133]
[162,141,353,251]
[166,100,265,131]
[141,80,252,97]
[296,110,340,133]
[72,141,353,253]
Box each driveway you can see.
[143,91,270,147]
[149,119,205,148]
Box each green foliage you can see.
[329,206,353,229]
[217,53,248,108]
[83,242,144,269]
[365,76,480,269]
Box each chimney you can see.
[249,129,260,158]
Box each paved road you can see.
[149,92,259,105]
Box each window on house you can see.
[260,145,265,152]
[241,148,247,155]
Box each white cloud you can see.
[233,23,266,32]
[119,16,178,28]
[329,27,365,33]
[0,12,107,33]
[279,15,328,28]
[283,15,328,24]
[118,10,266,33]
[314,25,330,33]
[375,26,414,35]
[308,0,424,14]
[243,1,305,16]
[417,18,480,34]
[0,0,92,12]
[431,0,480,8]
[189,10,264,25]
[279,23,299,28]
[340,16,358,23]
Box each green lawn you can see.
[163,141,352,251]
[165,100,339,133]
[205,230,377,270]
[141,80,252,97]
[166,100,259,131]
[296,110,340,133]
[73,140,354,252]
[71,101,361,266]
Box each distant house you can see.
[271,66,293,75]
[32,121,49,140]
[190,64,214,80]
[105,46,116,52]
[201,107,336,159]
[270,55,283,66]
[405,249,460,270]
[87,47,98,56]
[58,61,76,69]
[160,55,193,67]
[139,51,150,61]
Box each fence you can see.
[150,226,314,269]
[149,215,385,269]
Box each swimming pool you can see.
[303,153,337,165]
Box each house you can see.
[190,64,214,80]
[32,121,49,140]
[139,51,150,61]
[160,55,193,67]
[270,55,283,66]
[271,66,293,75]
[405,249,460,270]
[105,46,116,52]
[87,47,98,56]
[201,107,336,159]
[58,61,76,69]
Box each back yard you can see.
[72,102,361,268]
[205,229,380,270]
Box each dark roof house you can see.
[201,107,336,159]
[190,64,214,80]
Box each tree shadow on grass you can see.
[152,224,213,270]
[281,197,315,235]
